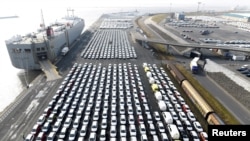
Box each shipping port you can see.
[1,10,250,141]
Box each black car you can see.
[237,67,248,71]
[246,73,250,77]
[241,69,250,74]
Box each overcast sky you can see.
[1,0,249,8]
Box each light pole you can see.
[197,2,201,13]
[170,3,172,13]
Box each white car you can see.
[91,121,98,132]
[148,123,156,135]
[153,111,161,121]
[64,118,72,128]
[52,121,62,132]
[174,103,182,112]
[79,124,87,137]
[68,129,77,141]
[72,117,81,129]
[37,115,46,125]
[128,115,135,124]
[175,119,184,131]
[193,121,203,133]
[130,125,137,137]
[93,111,99,121]
[170,111,179,121]
[179,111,188,121]
[190,130,200,141]
[187,111,196,122]
[110,125,116,138]
[120,125,127,137]
[111,116,117,125]
[82,115,89,125]
[120,115,126,125]
[101,119,108,129]
[157,121,165,133]
[100,129,106,141]
[47,132,56,141]
[183,120,193,131]
[139,124,147,134]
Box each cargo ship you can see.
[5,9,85,70]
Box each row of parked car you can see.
[81,30,137,59]
[99,18,133,29]
[142,63,208,141]
[25,62,208,141]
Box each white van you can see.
[162,111,173,124]
[167,124,180,140]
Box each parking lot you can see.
[81,29,137,60]
[24,15,208,141]
[26,61,206,141]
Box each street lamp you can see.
[197,2,201,13]
[170,3,172,13]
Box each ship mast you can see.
[41,9,46,30]
[67,8,74,17]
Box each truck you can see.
[190,57,199,74]
[61,47,69,56]
[232,55,246,61]
[184,50,202,59]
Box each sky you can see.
[0,0,249,16]
[1,0,249,9]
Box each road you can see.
[194,72,250,124]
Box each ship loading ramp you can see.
[39,60,62,81]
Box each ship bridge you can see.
[39,60,62,81]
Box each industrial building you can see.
[222,13,250,22]
[175,12,185,20]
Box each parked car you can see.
[183,120,193,131]
[47,132,56,141]
[190,131,200,141]
[37,115,46,126]
[36,132,46,141]
[130,125,137,137]
[68,128,77,141]
[25,133,35,141]
[41,122,51,134]
[193,121,203,133]
[120,125,127,137]
[110,125,116,138]
[187,111,196,122]
[31,124,41,137]
[199,132,208,141]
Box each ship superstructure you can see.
[5,10,84,70]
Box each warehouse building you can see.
[222,13,250,22]
[175,12,185,20]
